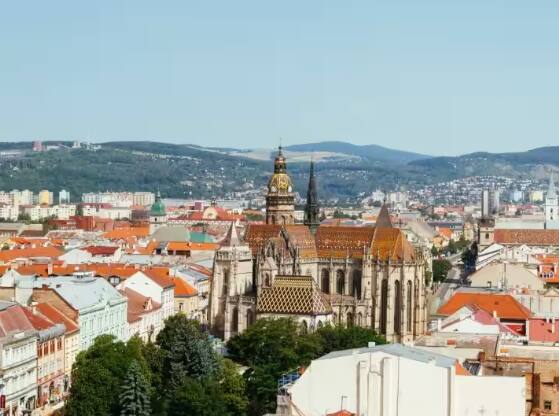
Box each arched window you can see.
[414,279,419,337]
[394,280,401,335]
[321,269,330,294]
[231,306,239,333]
[406,281,413,333]
[352,270,362,299]
[317,320,323,329]
[264,273,271,287]
[357,312,363,327]
[346,312,354,327]
[332,312,338,324]
[336,270,345,295]
[380,279,388,335]
[300,320,308,334]
[222,269,229,296]
[246,309,254,328]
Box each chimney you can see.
[47,263,53,276]
[31,301,38,315]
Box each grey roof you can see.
[318,343,457,369]
[152,226,191,243]
[30,276,125,311]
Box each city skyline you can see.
[2,1,559,156]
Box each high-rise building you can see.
[38,190,53,206]
[545,174,559,229]
[59,190,71,204]
[481,188,499,218]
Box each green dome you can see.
[150,193,166,216]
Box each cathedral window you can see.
[231,307,239,333]
[352,270,362,299]
[380,279,388,335]
[336,270,345,295]
[346,312,354,327]
[222,269,229,296]
[394,280,401,335]
[406,281,413,332]
[321,269,330,294]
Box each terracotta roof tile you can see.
[0,246,63,263]
[495,229,559,246]
[437,293,532,320]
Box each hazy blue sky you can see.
[1,1,558,156]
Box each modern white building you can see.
[282,344,525,416]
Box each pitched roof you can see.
[166,241,218,252]
[141,269,175,289]
[284,225,317,258]
[173,277,197,297]
[84,246,119,255]
[315,226,376,259]
[121,287,161,323]
[102,227,150,239]
[0,246,63,263]
[244,224,282,254]
[35,303,79,334]
[375,204,393,228]
[257,275,332,316]
[437,293,532,320]
[494,229,559,246]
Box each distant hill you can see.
[285,141,431,164]
[0,140,556,200]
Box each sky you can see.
[1,1,558,156]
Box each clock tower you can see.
[265,146,295,225]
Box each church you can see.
[209,147,427,343]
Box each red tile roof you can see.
[121,287,161,323]
[528,318,559,343]
[0,246,63,263]
[495,229,559,246]
[173,278,197,297]
[142,269,175,289]
[36,303,79,334]
[103,227,150,239]
[437,293,532,320]
[84,246,119,255]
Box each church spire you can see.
[376,203,393,229]
[304,160,320,232]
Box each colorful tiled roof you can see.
[257,275,332,316]
[437,293,532,320]
[284,225,317,258]
[36,303,79,334]
[103,227,150,239]
[244,224,282,254]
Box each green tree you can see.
[227,318,320,369]
[156,315,220,390]
[432,259,452,282]
[66,335,150,416]
[220,359,249,416]
[311,324,386,355]
[167,378,228,416]
[119,360,151,416]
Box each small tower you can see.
[303,160,320,233]
[209,223,254,340]
[265,146,295,225]
[545,174,559,229]
[375,203,393,229]
[149,191,167,234]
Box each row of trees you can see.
[65,316,386,416]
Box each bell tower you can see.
[265,146,295,225]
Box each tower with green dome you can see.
[149,191,167,234]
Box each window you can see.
[321,269,330,294]
[336,270,345,295]
[544,401,552,411]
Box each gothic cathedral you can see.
[209,147,427,343]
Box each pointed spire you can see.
[222,222,240,247]
[376,203,393,229]
[304,160,320,232]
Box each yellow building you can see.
[38,190,53,206]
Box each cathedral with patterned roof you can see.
[209,147,427,343]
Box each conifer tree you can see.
[119,359,151,416]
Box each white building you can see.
[283,343,525,416]
[0,302,38,415]
[545,174,559,229]
[120,270,175,321]
[0,205,19,221]
[58,190,71,204]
